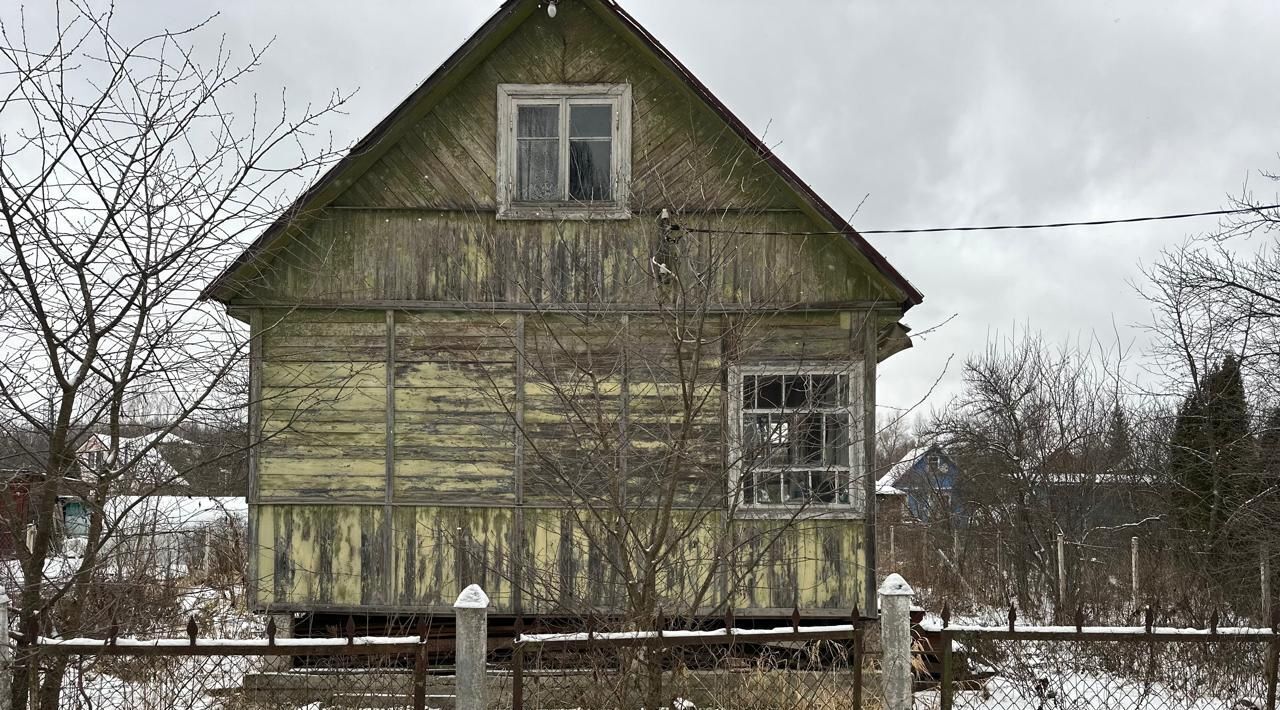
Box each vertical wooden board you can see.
[359,506,388,606]
[523,508,564,614]
[331,506,366,606]
[252,505,275,607]
[272,505,293,604]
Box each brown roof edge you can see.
[202,0,923,310]
[596,0,922,309]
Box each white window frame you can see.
[496,83,632,220]
[728,363,866,519]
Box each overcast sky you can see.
[59,1,1280,421]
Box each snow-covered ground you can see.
[915,636,1268,710]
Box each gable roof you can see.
[200,0,923,309]
[876,443,956,492]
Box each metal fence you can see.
[510,613,881,710]
[20,619,457,710]
[927,609,1280,710]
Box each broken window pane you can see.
[797,414,823,465]
[742,375,758,410]
[784,375,809,408]
[812,375,841,407]
[757,473,781,505]
[784,471,808,503]
[810,470,838,503]
[825,416,849,466]
[756,376,783,409]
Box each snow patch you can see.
[879,573,914,596]
[454,584,490,609]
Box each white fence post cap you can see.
[454,584,490,609]
[878,573,914,596]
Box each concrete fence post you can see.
[454,584,490,710]
[0,591,12,710]
[879,573,915,710]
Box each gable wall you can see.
[234,0,901,307]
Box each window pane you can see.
[757,473,781,504]
[811,470,838,504]
[825,415,850,466]
[757,377,783,409]
[517,105,559,137]
[569,139,612,201]
[754,414,790,466]
[797,414,823,465]
[516,139,559,201]
[812,375,841,407]
[742,375,758,410]
[784,375,808,408]
[570,104,612,138]
[784,471,807,503]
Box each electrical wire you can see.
[674,203,1280,237]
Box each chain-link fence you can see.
[24,635,456,710]
[510,619,883,710]
[925,626,1280,710]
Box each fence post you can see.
[879,573,914,710]
[1266,636,1279,710]
[1263,541,1272,626]
[940,629,953,710]
[1131,536,1140,612]
[266,613,292,672]
[454,584,490,710]
[1056,531,1067,617]
[0,591,10,710]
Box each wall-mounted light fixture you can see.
[547,1,558,18]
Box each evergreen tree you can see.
[1104,404,1133,471]
[1168,354,1255,544]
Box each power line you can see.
[675,203,1280,237]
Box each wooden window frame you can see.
[728,363,866,519]
[496,83,632,220]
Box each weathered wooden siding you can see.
[258,310,388,502]
[244,211,897,307]
[254,504,866,614]
[394,311,517,503]
[250,306,875,613]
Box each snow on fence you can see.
[510,609,879,710]
[924,602,1280,710]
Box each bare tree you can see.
[926,331,1149,616]
[1141,176,1280,616]
[0,4,345,707]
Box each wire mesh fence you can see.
[925,626,1280,710]
[25,636,455,710]
[509,619,883,710]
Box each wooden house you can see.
[202,0,923,626]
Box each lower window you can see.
[737,370,855,508]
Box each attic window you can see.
[730,365,865,515]
[497,84,631,220]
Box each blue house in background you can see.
[876,444,965,525]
